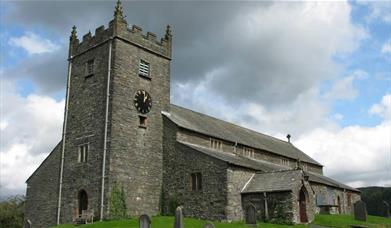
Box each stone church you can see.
[24,1,360,227]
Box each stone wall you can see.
[25,142,61,228]
[242,191,294,224]
[311,183,361,215]
[176,129,323,174]
[60,38,111,223]
[291,181,316,224]
[226,167,254,221]
[163,118,228,221]
[107,31,170,217]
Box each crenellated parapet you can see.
[69,14,172,60]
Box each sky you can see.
[0,0,390,198]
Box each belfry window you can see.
[210,138,222,151]
[78,144,88,163]
[190,173,202,191]
[138,60,150,77]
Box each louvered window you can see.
[138,60,150,77]
[86,59,94,76]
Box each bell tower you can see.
[58,0,171,223]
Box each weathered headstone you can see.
[380,201,390,218]
[353,200,367,221]
[139,214,151,228]
[174,206,184,228]
[245,204,257,225]
[203,222,215,228]
[24,220,31,228]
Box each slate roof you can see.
[165,104,322,166]
[177,141,288,172]
[242,170,303,193]
[177,141,359,193]
[305,171,360,192]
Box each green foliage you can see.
[0,195,25,228]
[108,183,127,219]
[167,196,178,216]
[358,186,391,216]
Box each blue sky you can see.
[0,0,390,197]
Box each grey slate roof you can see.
[177,141,289,172]
[242,170,303,193]
[166,104,322,166]
[305,171,360,192]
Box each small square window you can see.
[138,60,150,78]
[86,59,94,76]
[78,144,88,163]
[139,115,147,128]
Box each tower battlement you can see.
[69,1,172,59]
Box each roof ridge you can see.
[170,103,292,146]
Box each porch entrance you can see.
[299,188,308,223]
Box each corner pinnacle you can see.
[114,0,124,19]
[70,25,77,40]
[165,25,172,40]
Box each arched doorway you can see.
[245,204,257,225]
[78,189,88,215]
[299,187,308,223]
[337,196,341,214]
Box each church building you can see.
[24,1,360,227]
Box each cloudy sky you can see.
[0,0,390,198]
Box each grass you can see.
[52,215,391,228]
[313,214,391,228]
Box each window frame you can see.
[85,59,95,77]
[190,172,202,191]
[138,59,151,79]
[78,143,89,163]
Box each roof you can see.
[178,141,288,172]
[165,104,322,166]
[242,170,303,193]
[178,141,359,193]
[305,171,360,192]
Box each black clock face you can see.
[134,90,152,114]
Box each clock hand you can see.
[144,94,148,102]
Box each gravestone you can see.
[203,222,215,228]
[245,204,257,225]
[380,201,390,218]
[174,206,184,228]
[24,220,31,228]
[139,214,151,228]
[353,200,367,221]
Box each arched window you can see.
[78,189,88,215]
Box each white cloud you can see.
[8,32,59,55]
[358,1,391,24]
[295,94,391,188]
[323,70,368,101]
[0,80,64,197]
[382,39,391,54]
[369,94,391,121]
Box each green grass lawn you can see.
[53,215,391,228]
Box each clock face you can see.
[134,90,152,114]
